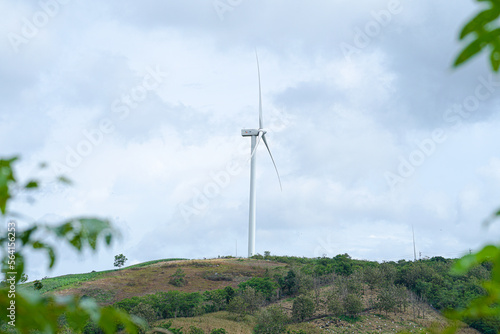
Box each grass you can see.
[19,258,186,294]
[373,313,391,320]
[20,271,110,293]
[154,311,257,334]
[286,322,324,334]
[338,314,362,323]
[125,258,187,270]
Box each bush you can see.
[169,268,188,287]
[156,291,203,318]
[254,305,289,334]
[188,325,205,334]
[241,286,265,313]
[157,321,184,334]
[228,296,248,320]
[82,321,104,334]
[344,293,363,316]
[114,296,142,312]
[326,289,343,316]
[239,277,278,300]
[115,291,204,319]
[224,286,235,303]
[130,302,158,324]
[210,329,227,334]
[33,279,43,290]
[203,289,227,312]
[228,288,264,319]
[292,295,315,322]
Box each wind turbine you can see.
[241,53,282,258]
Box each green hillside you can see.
[22,254,498,334]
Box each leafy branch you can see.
[455,0,500,71]
[0,156,143,333]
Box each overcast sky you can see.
[2,0,500,280]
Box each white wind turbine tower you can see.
[241,53,282,258]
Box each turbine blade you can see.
[250,133,262,160]
[262,134,282,191]
[256,51,263,129]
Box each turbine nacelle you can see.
[241,129,267,137]
[241,129,259,136]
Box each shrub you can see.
[210,329,227,334]
[224,286,235,303]
[228,296,248,320]
[204,288,235,312]
[241,286,264,313]
[254,305,289,334]
[188,325,205,334]
[169,268,187,287]
[157,321,184,334]
[326,289,343,316]
[33,279,43,290]
[292,295,315,322]
[344,293,363,316]
[238,277,278,300]
[82,321,105,334]
[114,296,142,312]
[130,302,158,324]
[228,288,264,319]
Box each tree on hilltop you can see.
[114,253,128,268]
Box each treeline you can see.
[262,254,498,333]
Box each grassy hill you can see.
[22,256,490,333]
[23,258,285,304]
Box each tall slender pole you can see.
[412,225,417,262]
[248,135,257,257]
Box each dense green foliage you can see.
[238,277,277,300]
[115,290,204,319]
[265,254,494,332]
[447,243,500,333]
